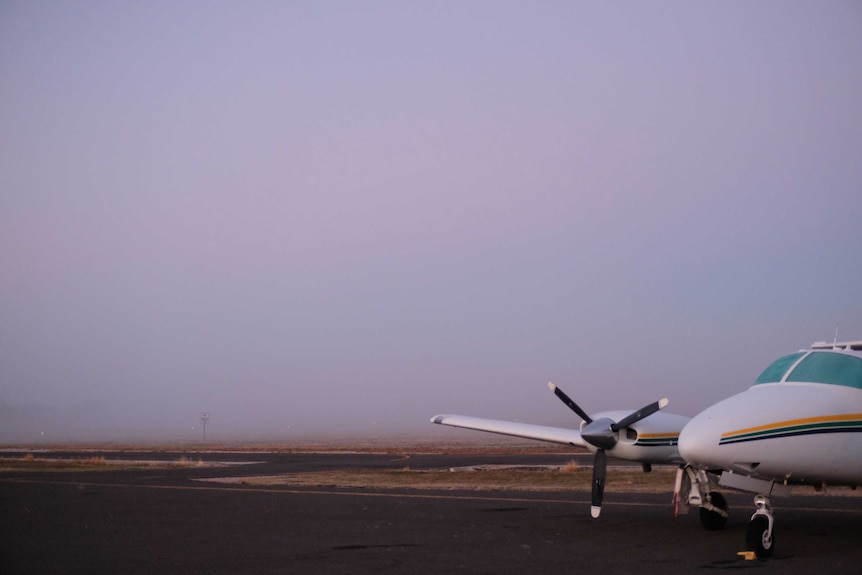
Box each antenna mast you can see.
[200,412,210,443]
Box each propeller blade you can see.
[610,398,669,431]
[547,382,592,424]
[590,449,607,518]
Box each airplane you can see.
[431,340,862,559]
[677,339,862,558]
[431,383,704,520]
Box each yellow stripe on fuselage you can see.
[721,413,862,439]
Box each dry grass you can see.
[208,466,681,493]
[0,454,199,472]
[1,437,583,456]
[0,455,117,471]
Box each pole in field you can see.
[200,412,210,443]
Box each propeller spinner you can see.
[547,382,668,518]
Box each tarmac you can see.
[2,451,861,574]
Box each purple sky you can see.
[2,1,861,441]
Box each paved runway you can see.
[2,451,861,574]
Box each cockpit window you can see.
[786,351,862,389]
[754,352,804,384]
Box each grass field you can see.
[201,465,681,492]
[0,453,206,472]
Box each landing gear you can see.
[677,467,782,559]
[745,495,775,559]
[674,465,729,530]
[699,491,728,531]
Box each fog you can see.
[2,2,861,443]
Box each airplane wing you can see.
[431,414,586,447]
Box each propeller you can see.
[547,382,668,518]
[591,448,606,518]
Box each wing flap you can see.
[431,414,585,447]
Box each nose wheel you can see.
[745,495,775,559]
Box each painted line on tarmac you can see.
[0,477,637,507]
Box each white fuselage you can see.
[678,382,862,486]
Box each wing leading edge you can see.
[431,414,586,447]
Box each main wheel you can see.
[699,492,728,531]
[745,515,775,559]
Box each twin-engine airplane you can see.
[431,340,862,559]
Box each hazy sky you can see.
[2,1,861,442]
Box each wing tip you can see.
[547,381,556,392]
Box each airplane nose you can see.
[678,413,721,467]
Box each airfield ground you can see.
[2,443,861,574]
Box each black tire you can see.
[745,515,775,559]
[699,491,728,531]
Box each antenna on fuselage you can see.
[833,323,840,349]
